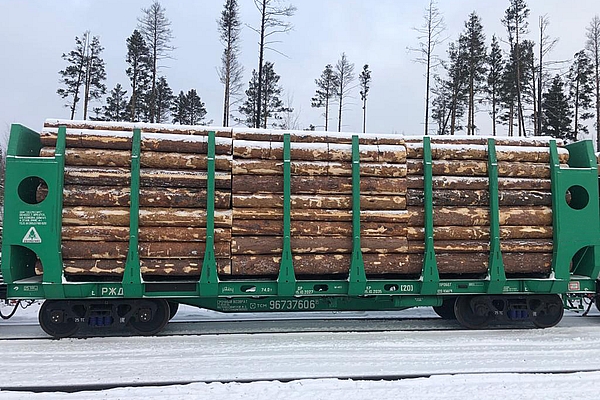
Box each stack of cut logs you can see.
[37,119,568,280]
[38,121,234,279]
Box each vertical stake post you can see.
[277,133,296,296]
[421,136,439,295]
[123,128,143,297]
[199,131,219,296]
[348,135,367,295]
[486,139,506,293]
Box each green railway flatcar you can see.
[2,122,600,338]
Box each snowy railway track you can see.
[5,368,600,394]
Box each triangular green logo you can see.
[22,227,42,244]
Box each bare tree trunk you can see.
[531,57,537,136]
[324,96,329,131]
[424,12,432,136]
[492,91,497,136]
[362,97,367,133]
[256,0,267,129]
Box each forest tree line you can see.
[56,0,600,149]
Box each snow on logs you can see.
[39,119,568,280]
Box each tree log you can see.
[405,226,552,240]
[232,175,406,195]
[233,140,406,163]
[403,136,562,147]
[37,259,232,277]
[231,130,406,145]
[406,159,551,178]
[40,130,233,154]
[406,206,552,226]
[61,226,231,242]
[63,166,232,189]
[406,189,552,206]
[62,241,231,259]
[232,208,408,223]
[40,147,232,170]
[406,239,553,253]
[407,253,552,275]
[231,254,418,276]
[407,176,551,190]
[231,236,408,255]
[232,220,407,237]
[40,185,231,208]
[232,159,407,177]
[405,143,568,163]
[43,119,233,137]
[232,194,406,210]
[62,207,232,227]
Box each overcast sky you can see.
[1,0,598,140]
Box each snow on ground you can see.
[0,302,598,399]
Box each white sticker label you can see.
[22,227,42,244]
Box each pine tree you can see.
[101,83,129,121]
[311,64,339,131]
[409,0,446,136]
[461,12,487,135]
[536,16,558,136]
[431,74,452,135]
[334,53,355,132]
[542,75,572,140]
[568,50,595,138]
[502,0,530,136]
[359,64,372,133]
[218,0,244,127]
[238,62,291,128]
[57,32,90,120]
[138,1,174,123]
[500,41,534,136]
[126,29,152,122]
[154,76,174,123]
[486,35,504,136]
[445,38,469,135]
[171,89,207,125]
[586,15,600,150]
[81,35,107,120]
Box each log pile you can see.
[37,119,568,280]
[39,121,234,279]
[404,137,566,276]
[230,135,412,276]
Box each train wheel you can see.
[454,296,490,329]
[39,300,79,338]
[129,299,170,335]
[433,297,457,319]
[532,295,564,328]
[168,301,179,320]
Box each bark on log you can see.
[232,208,409,223]
[61,241,231,259]
[406,159,551,178]
[406,239,553,253]
[231,130,406,145]
[405,226,553,240]
[232,159,407,177]
[406,189,552,207]
[403,136,562,147]
[62,207,232,227]
[231,236,408,255]
[232,194,406,210]
[232,220,407,237]
[40,185,231,208]
[63,166,232,189]
[407,176,551,190]
[233,141,406,163]
[40,130,233,154]
[405,143,568,163]
[407,253,552,275]
[406,206,552,226]
[40,147,232,170]
[232,175,406,195]
[61,226,231,242]
[43,119,233,138]
[231,254,418,276]
[53,259,232,277]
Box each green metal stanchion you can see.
[348,135,367,295]
[421,136,439,295]
[486,139,506,293]
[199,131,219,296]
[277,133,297,296]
